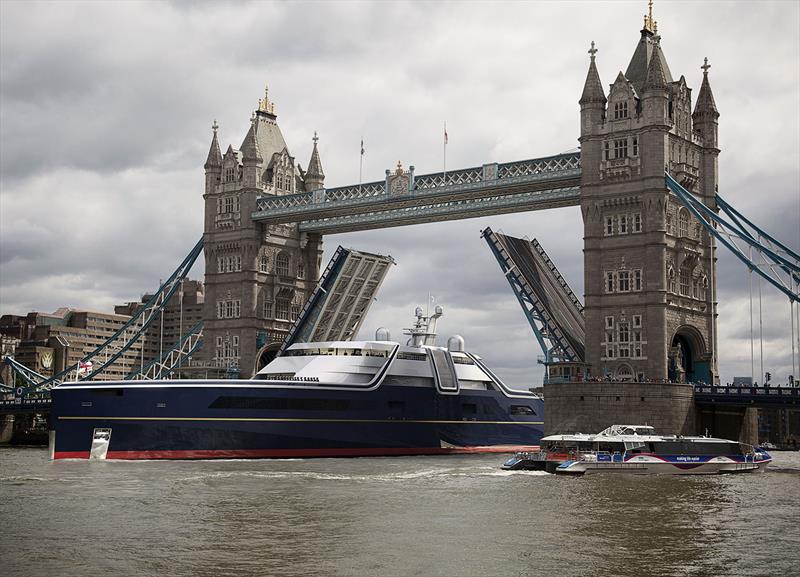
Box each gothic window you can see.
[632,315,642,328]
[614,101,628,119]
[619,215,628,234]
[276,252,290,277]
[618,323,630,343]
[634,269,642,291]
[216,299,241,319]
[605,272,615,293]
[678,209,689,238]
[297,261,305,280]
[666,215,673,236]
[679,267,691,296]
[632,137,639,157]
[668,266,676,293]
[291,303,301,320]
[605,316,614,329]
[263,296,273,319]
[633,213,642,233]
[225,167,236,182]
[604,141,610,161]
[259,253,269,273]
[613,139,628,159]
[618,271,630,292]
[605,216,614,236]
[276,298,290,320]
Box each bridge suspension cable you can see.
[2,238,204,392]
[666,173,800,381]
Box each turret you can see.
[579,41,607,136]
[204,120,222,194]
[641,39,669,124]
[693,58,719,149]
[241,113,263,189]
[304,132,325,191]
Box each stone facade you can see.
[201,89,324,377]
[544,381,696,436]
[578,16,720,384]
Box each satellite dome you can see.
[375,327,391,341]
[447,335,465,352]
[434,305,443,315]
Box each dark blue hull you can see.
[51,382,544,459]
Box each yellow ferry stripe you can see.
[58,416,543,425]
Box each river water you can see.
[2,448,799,577]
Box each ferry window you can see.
[92,389,124,397]
[510,405,536,415]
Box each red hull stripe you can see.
[54,445,538,460]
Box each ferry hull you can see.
[556,455,772,475]
[51,382,544,460]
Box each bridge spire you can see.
[693,57,719,148]
[579,41,606,106]
[204,119,222,170]
[305,131,325,191]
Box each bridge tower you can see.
[201,88,324,377]
[579,8,720,384]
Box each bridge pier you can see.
[0,414,13,444]
[544,381,696,436]
[695,406,758,445]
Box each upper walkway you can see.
[252,152,581,233]
[694,384,800,408]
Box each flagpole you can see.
[443,121,447,184]
[359,137,364,194]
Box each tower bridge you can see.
[3,2,798,446]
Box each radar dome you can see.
[434,305,443,315]
[415,306,424,318]
[375,327,391,341]
[447,335,465,352]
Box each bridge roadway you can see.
[694,384,800,408]
[253,152,581,233]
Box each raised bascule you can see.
[3,3,799,444]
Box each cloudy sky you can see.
[1,0,798,387]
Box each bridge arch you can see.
[669,325,708,384]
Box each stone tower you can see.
[579,8,720,384]
[201,87,324,377]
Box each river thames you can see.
[2,448,798,577]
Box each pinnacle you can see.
[204,120,222,169]
[580,44,607,106]
[241,115,263,163]
[306,132,325,179]
[643,44,667,91]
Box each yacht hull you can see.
[50,382,544,460]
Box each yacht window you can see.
[509,405,536,415]
[398,352,427,361]
[452,356,475,365]
[209,396,350,411]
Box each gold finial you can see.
[258,83,275,114]
[312,131,319,145]
[701,57,711,75]
[212,119,219,133]
[395,160,404,175]
[644,0,656,33]
[250,112,256,124]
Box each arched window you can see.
[678,209,689,238]
[679,265,691,296]
[276,252,290,277]
[667,265,676,293]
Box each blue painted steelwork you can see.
[2,238,205,393]
[694,384,800,408]
[481,227,584,363]
[278,246,347,355]
[665,173,799,302]
[126,320,204,380]
[253,153,581,231]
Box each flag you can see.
[444,123,448,145]
[360,138,365,156]
[78,360,93,375]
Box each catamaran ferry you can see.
[50,307,544,460]
[504,425,771,475]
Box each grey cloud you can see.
[1,0,798,387]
